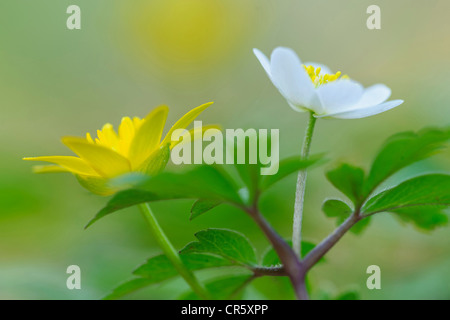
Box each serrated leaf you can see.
[180,228,257,266]
[87,166,242,227]
[363,174,450,213]
[262,240,321,266]
[363,174,450,229]
[180,274,253,300]
[260,154,324,191]
[326,164,365,205]
[103,253,234,300]
[190,199,223,221]
[364,128,450,196]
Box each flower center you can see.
[303,65,348,87]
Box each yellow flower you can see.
[24,102,216,195]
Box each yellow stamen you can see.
[303,65,349,87]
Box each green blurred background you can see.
[1,0,449,299]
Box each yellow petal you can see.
[23,156,99,176]
[32,165,69,174]
[86,132,94,143]
[118,117,135,156]
[162,102,214,146]
[133,116,143,129]
[62,137,131,178]
[128,105,169,169]
[96,123,119,151]
[171,124,221,149]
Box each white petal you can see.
[287,101,308,113]
[317,80,364,114]
[270,47,316,108]
[303,61,333,76]
[318,99,404,119]
[355,84,391,108]
[253,48,272,79]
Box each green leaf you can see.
[103,278,156,300]
[322,199,371,234]
[363,174,450,229]
[86,189,160,228]
[391,207,448,230]
[336,290,360,300]
[232,133,263,204]
[322,199,353,219]
[103,253,234,300]
[180,228,257,266]
[133,253,233,278]
[364,127,450,196]
[326,164,365,205]
[262,240,320,266]
[190,199,223,221]
[180,274,254,300]
[260,154,324,191]
[139,165,242,204]
[235,162,260,205]
[87,165,242,228]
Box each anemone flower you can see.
[253,47,403,119]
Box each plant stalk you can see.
[138,203,210,299]
[303,212,362,271]
[293,111,317,257]
[246,205,308,300]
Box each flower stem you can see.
[138,203,210,299]
[293,111,317,257]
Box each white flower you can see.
[253,47,404,119]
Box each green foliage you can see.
[391,207,448,230]
[104,252,235,300]
[336,290,360,300]
[260,155,323,191]
[139,165,242,203]
[103,278,157,300]
[326,164,365,205]
[324,128,450,232]
[88,151,322,226]
[190,199,223,220]
[362,174,450,229]
[364,127,450,196]
[87,165,242,227]
[180,274,254,300]
[99,127,450,300]
[180,228,257,266]
[363,174,450,214]
[133,253,233,278]
[322,199,353,219]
